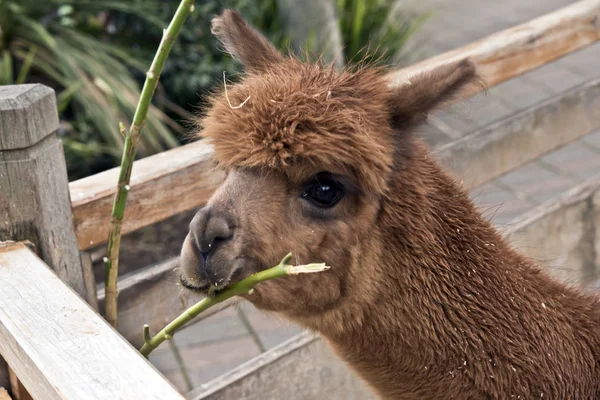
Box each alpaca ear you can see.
[211,9,286,72]
[388,59,483,130]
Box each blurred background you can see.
[0,0,427,180]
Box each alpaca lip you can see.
[179,274,211,292]
[209,264,245,292]
[179,264,245,294]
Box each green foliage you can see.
[107,0,289,116]
[107,0,425,119]
[0,0,426,179]
[0,0,179,179]
[335,0,429,64]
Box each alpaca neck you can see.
[314,140,600,399]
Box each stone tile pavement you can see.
[407,0,600,144]
[148,303,303,392]
[472,131,600,226]
[148,0,600,394]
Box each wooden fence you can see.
[0,242,184,400]
[0,0,599,398]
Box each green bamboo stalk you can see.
[139,254,329,357]
[104,0,196,328]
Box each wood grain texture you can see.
[0,388,11,400]
[8,368,32,400]
[69,0,600,251]
[387,0,600,90]
[0,85,59,150]
[435,77,600,188]
[0,242,185,400]
[0,85,93,302]
[80,251,99,311]
[0,85,95,394]
[0,360,7,394]
[96,257,239,347]
[70,140,225,250]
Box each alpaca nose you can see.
[190,207,234,259]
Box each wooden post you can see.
[0,242,184,400]
[0,387,11,400]
[0,85,97,390]
[8,368,32,400]
[0,84,95,300]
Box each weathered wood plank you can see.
[80,251,99,311]
[0,85,93,300]
[0,85,96,390]
[387,0,600,90]
[0,242,185,400]
[0,85,59,150]
[435,77,600,188]
[0,361,7,394]
[69,0,600,251]
[0,387,11,400]
[190,176,600,400]
[96,258,239,347]
[70,140,224,250]
[8,368,32,400]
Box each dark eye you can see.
[301,173,345,208]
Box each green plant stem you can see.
[15,45,37,84]
[139,254,329,357]
[104,0,195,328]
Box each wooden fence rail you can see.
[69,0,600,251]
[0,242,184,400]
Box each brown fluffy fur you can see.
[180,9,600,399]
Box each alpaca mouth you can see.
[179,275,211,292]
[179,263,246,294]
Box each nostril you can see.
[191,207,235,256]
[202,236,227,259]
[199,251,209,262]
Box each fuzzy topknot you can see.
[197,9,480,195]
[196,59,397,194]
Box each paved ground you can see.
[149,0,600,393]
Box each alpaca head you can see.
[180,9,479,319]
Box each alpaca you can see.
[179,10,600,399]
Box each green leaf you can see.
[0,50,14,84]
[57,4,74,16]
[13,15,57,50]
[15,45,37,84]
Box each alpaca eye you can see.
[301,173,345,208]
